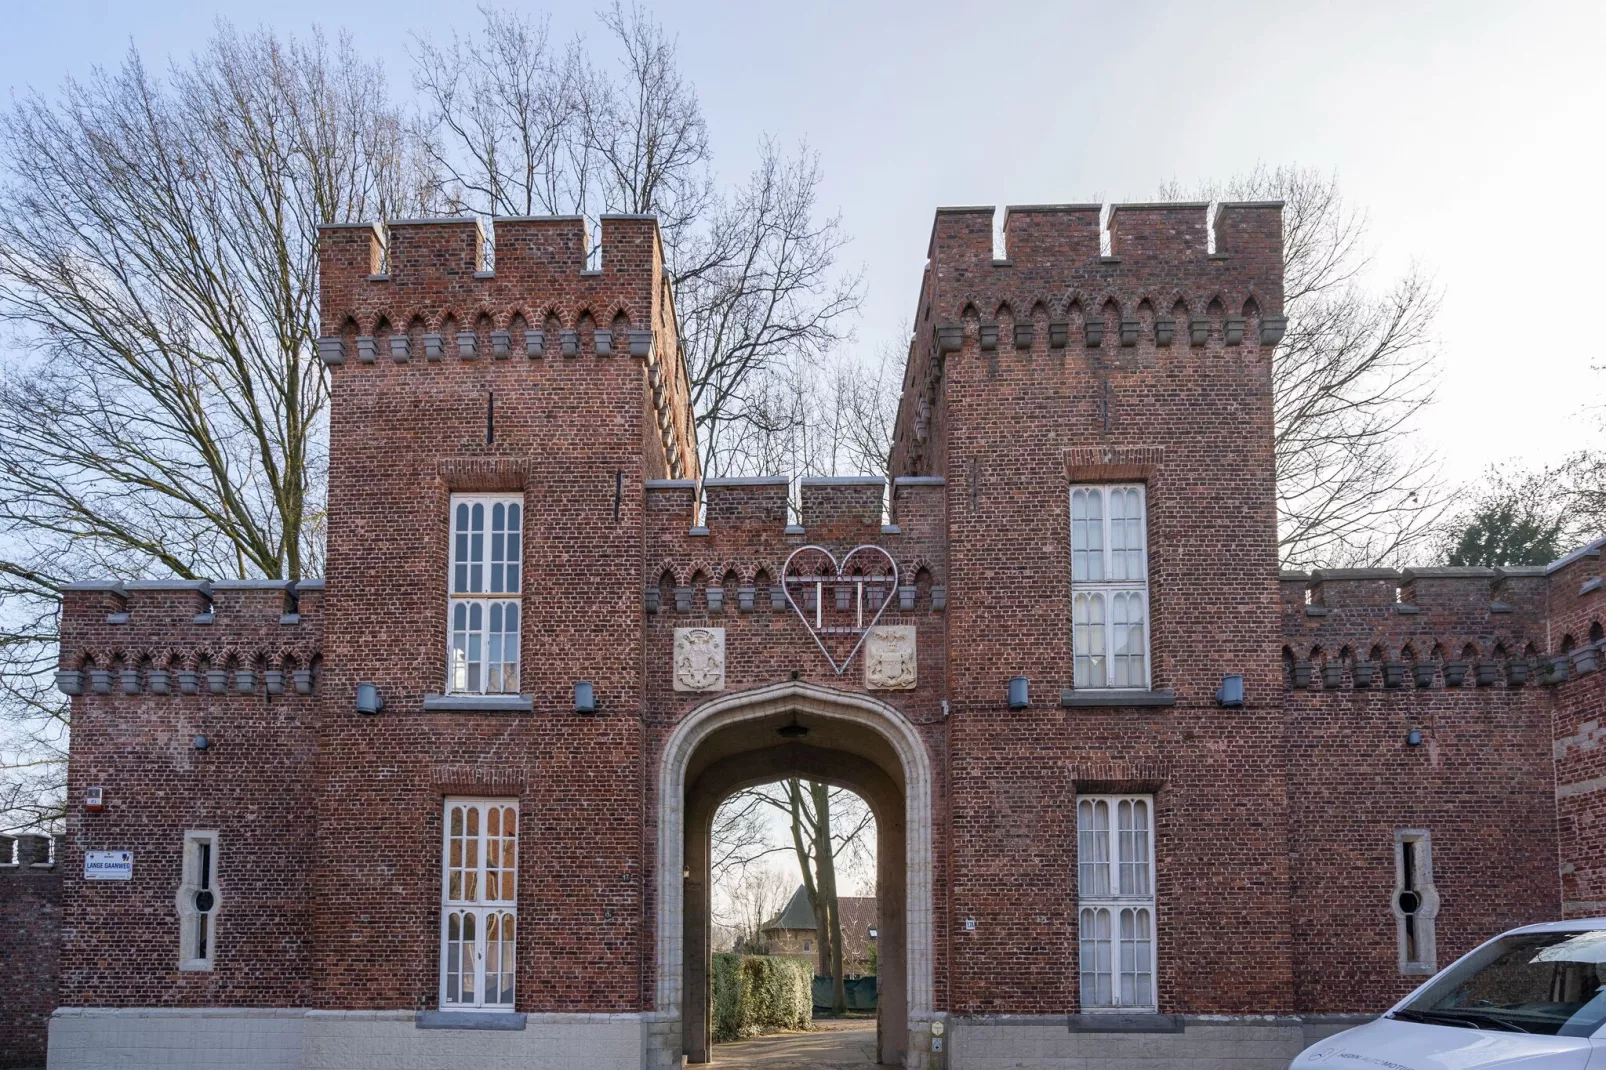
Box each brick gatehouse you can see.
[9,202,1604,1070]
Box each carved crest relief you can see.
[673,627,725,692]
[864,625,918,690]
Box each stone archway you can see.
[653,682,936,1069]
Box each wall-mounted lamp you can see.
[1406,729,1423,747]
[1216,674,1245,708]
[574,681,596,714]
[355,683,384,715]
[192,734,209,751]
[1008,676,1029,710]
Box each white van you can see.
[1291,919,1606,1069]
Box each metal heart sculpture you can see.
[781,544,900,675]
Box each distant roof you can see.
[762,884,879,933]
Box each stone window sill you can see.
[1060,689,1176,709]
[422,694,533,713]
[1066,1012,1181,1033]
[416,1010,526,1030]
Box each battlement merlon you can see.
[926,200,1284,277]
[315,214,663,335]
[56,579,324,679]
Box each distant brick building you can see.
[13,201,1606,1070]
[761,885,878,973]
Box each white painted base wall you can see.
[48,1008,1366,1070]
[948,1015,1367,1070]
[47,1008,647,1070]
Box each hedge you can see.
[711,953,813,1041]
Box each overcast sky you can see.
[2,0,1601,486]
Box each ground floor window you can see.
[1076,795,1156,1010]
[440,797,519,1009]
[177,830,220,971]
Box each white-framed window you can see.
[1071,485,1149,689]
[447,495,523,694]
[440,798,519,1010]
[1394,829,1439,975]
[1077,796,1156,1011]
[176,830,220,971]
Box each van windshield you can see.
[1394,930,1606,1037]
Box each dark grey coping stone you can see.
[298,579,326,589]
[1310,568,1400,581]
[644,479,696,490]
[1400,566,1497,579]
[1490,601,1514,614]
[1498,565,1550,578]
[688,527,711,537]
[783,525,805,535]
[367,274,390,282]
[880,524,902,535]
[580,269,602,277]
[599,213,657,221]
[1061,689,1176,708]
[1279,571,1310,581]
[1548,538,1606,574]
[422,694,533,713]
[991,259,1014,266]
[473,271,495,279]
[415,1010,526,1030]
[798,476,886,487]
[1304,606,1330,617]
[279,614,301,625]
[934,205,995,215]
[316,221,383,231]
[1215,200,1286,218]
[703,476,789,487]
[1066,1013,1182,1033]
[1109,202,1211,213]
[893,476,947,487]
[1003,204,1102,217]
[387,217,481,228]
[1582,577,1603,595]
[492,214,586,222]
[1393,604,1422,615]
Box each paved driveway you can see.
[710,1018,878,1068]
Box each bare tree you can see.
[414,7,862,474]
[710,342,900,481]
[1161,167,1446,568]
[0,26,433,835]
[716,863,792,955]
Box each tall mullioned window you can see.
[441,798,519,1010]
[447,495,523,694]
[1077,796,1156,1011]
[1070,485,1149,689]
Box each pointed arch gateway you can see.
[652,680,937,1068]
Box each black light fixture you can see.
[1007,676,1029,710]
[778,713,808,739]
[574,681,596,714]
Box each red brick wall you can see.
[30,200,1606,1043]
[2,836,60,1069]
[907,203,1295,1016]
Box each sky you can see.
[1,0,1601,486]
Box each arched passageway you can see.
[654,682,934,1069]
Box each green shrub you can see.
[711,953,813,1041]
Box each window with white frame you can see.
[447,496,523,694]
[1077,796,1156,1011]
[1070,485,1149,689]
[441,798,519,1009]
[176,830,220,971]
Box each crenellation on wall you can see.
[1105,203,1211,261]
[999,204,1102,264]
[799,476,886,530]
